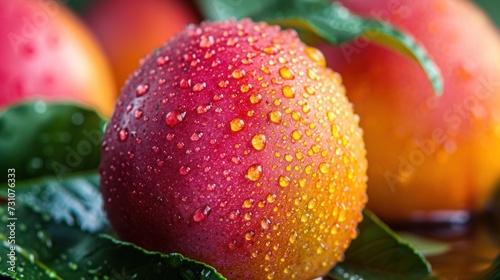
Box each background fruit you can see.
[83,0,199,91]
[100,19,367,279]
[0,0,116,116]
[320,0,500,222]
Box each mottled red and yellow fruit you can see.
[83,0,198,90]
[100,19,367,279]
[0,0,116,116]
[321,0,500,222]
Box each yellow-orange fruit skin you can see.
[100,19,367,279]
[322,0,500,222]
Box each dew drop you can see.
[319,162,330,174]
[246,164,263,181]
[199,35,214,48]
[279,67,294,80]
[308,198,316,209]
[307,69,318,80]
[251,134,267,151]
[179,166,191,175]
[230,118,245,132]
[282,85,295,99]
[304,85,316,95]
[291,130,302,141]
[269,110,282,124]
[193,83,206,92]
[156,56,169,66]
[180,78,191,88]
[305,47,326,66]
[266,194,276,203]
[278,176,290,187]
[242,199,254,208]
[232,69,245,79]
[136,84,149,97]
[245,230,255,241]
[134,109,143,119]
[193,205,212,222]
[261,217,271,229]
[165,110,186,128]
[224,209,239,221]
[240,84,252,93]
[289,231,298,244]
[249,93,262,104]
[191,132,203,141]
[263,46,278,55]
[331,124,340,138]
[118,128,128,142]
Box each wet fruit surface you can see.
[322,0,500,222]
[100,19,367,279]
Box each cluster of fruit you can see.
[2,0,500,279]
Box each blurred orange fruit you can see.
[83,0,199,90]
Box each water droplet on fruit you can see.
[246,164,263,181]
[263,46,278,55]
[289,231,298,244]
[319,162,330,174]
[305,47,326,66]
[282,85,295,98]
[156,56,169,66]
[302,104,311,114]
[230,118,245,132]
[118,128,128,142]
[278,176,290,187]
[232,69,245,79]
[191,132,203,141]
[307,69,318,80]
[134,109,143,119]
[269,111,282,124]
[249,93,262,104]
[243,199,254,208]
[251,134,267,151]
[291,130,302,141]
[228,210,240,220]
[193,205,212,222]
[165,110,186,128]
[245,231,255,241]
[266,194,276,203]
[136,84,149,97]
[179,166,191,175]
[260,217,271,230]
[308,198,316,209]
[193,83,206,92]
[240,84,252,93]
[199,35,214,48]
[304,85,316,95]
[279,67,294,80]
[180,78,191,88]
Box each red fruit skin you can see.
[321,0,500,222]
[100,19,367,279]
[0,0,116,116]
[83,0,198,91]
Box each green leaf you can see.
[0,101,106,182]
[195,0,443,96]
[0,172,110,233]
[329,210,435,280]
[474,255,500,280]
[397,232,451,257]
[0,173,225,280]
[474,0,500,31]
